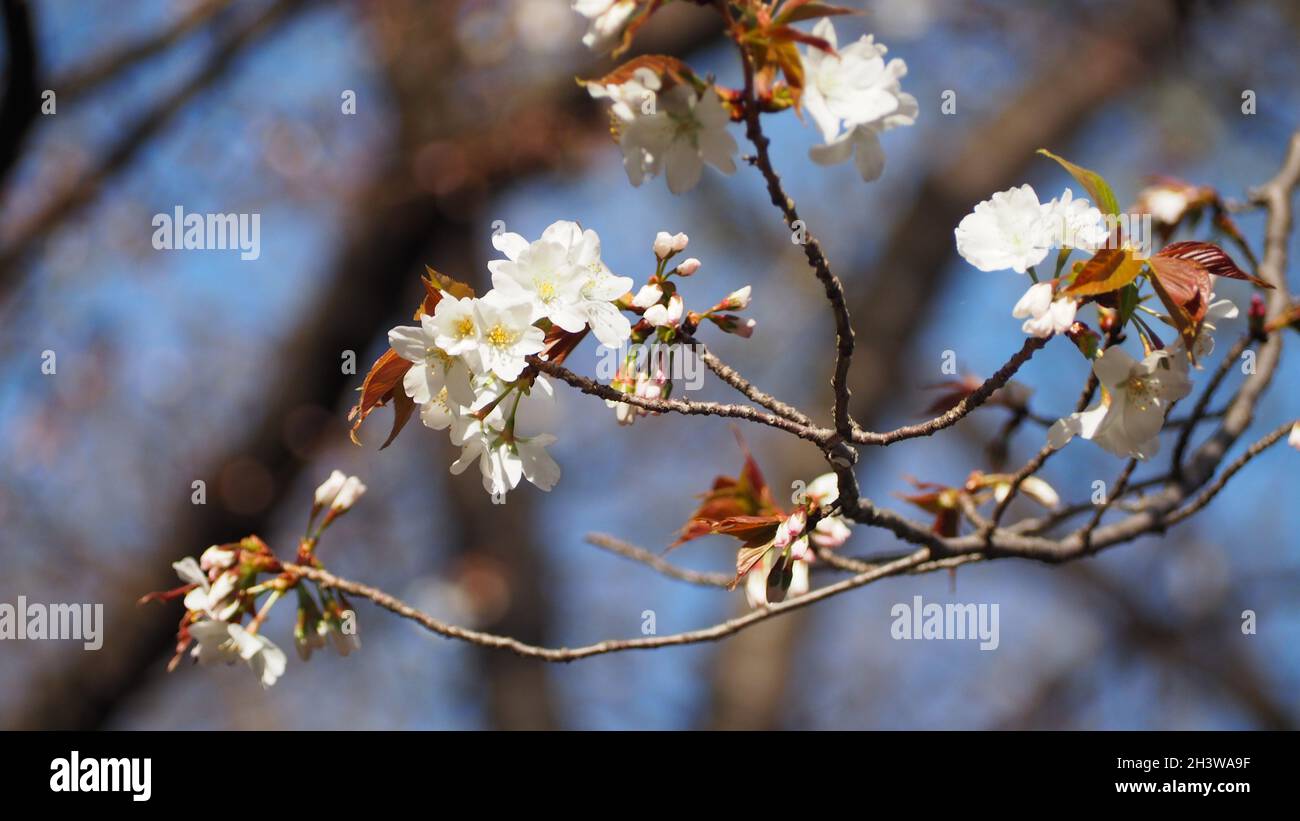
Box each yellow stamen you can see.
[487,324,518,347]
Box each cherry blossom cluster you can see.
[743,473,852,607]
[580,14,916,193]
[142,471,367,688]
[353,223,757,489]
[606,232,755,424]
[952,154,1273,460]
[387,221,634,497]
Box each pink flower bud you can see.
[716,285,751,311]
[709,313,755,337]
[675,257,701,277]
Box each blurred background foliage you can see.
[0,0,1297,729]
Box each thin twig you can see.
[851,336,1049,445]
[737,46,856,438]
[284,549,932,662]
[585,533,731,588]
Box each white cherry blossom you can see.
[1048,346,1192,459]
[189,621,287,689]
[955,184,1053,273]
[801,19,916,182]
[588,67,660,121]
[468,290,547,382]
[618,85,737,194]
[540,220,634,347]
[1040,188,1108,251]
[957,185,1107,273]
[451,423,560,496]
[389,317,476,409]
[488,231,586,331]
[429,295,481,357]
[1013,281,1078,338]
[573,0,636,51]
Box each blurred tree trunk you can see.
[5,0,720,730]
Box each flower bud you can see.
[1249,293,1267,338]
[715,285,751,311]
[644,294,683,328]
[200,545,237,574]
[675,257,701,277]
[313,470,348,509]
[708,313,756,337]
[331,476,367,512]
[631,283,662,309]
[653,231,675,260]
[773,509,807,550]
[1066,321,1101,360]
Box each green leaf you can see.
[1117,282,1140,328]
[1037,148,1120,217]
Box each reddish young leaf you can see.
[774,0,858,25]
[1147,255,1211,324]
[1155,241,1273,289]
[424,265,476,303]
[768,25,834,53]
[1146,263,1202,357]
[348,348,413,447]
[671,434,781,548]
[583,53,695,90]
[612,0,665,58]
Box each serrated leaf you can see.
[379,391,416,450]
[1147,256,1211,323]
[1064,248,1143,296]
[611,0,665,58]
[581,53,696,90]
[348,348,413,446]
[768,25,833,53]
[1147,265,1200,358]
[774,1,858,25]
[1037,149,1120,217]
[1155,241,1273,289]
[424,265,475,301]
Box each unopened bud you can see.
[1066,321,1100,359]
[632,283,662,309]
[675,257,701,277]
[644,294,683,328]
[708,313,756,337]
[653,232,674,260]
[1249,293,1267,337]
[715,285,751,311]
[313,470,348,508]
[331,476,367,512]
